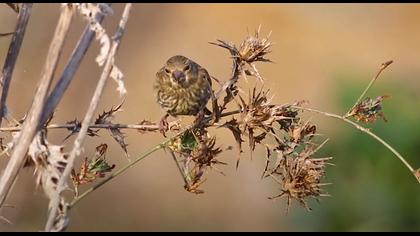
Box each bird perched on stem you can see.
[154,55,214,136]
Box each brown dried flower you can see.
[349,95,390,123]
[239,25,272,63]
[210,25,272,82]
[169,129,224,194]
[71,144,115,196]
[268,143,333,214]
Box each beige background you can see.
[0,3,419,231]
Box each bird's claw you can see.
[193,110,206,127]
[159,115,169,137]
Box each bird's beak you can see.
[172,70,186,83]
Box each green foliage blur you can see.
[289,70,420,231]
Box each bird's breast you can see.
[156,80,211,116]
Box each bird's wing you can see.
[198,67,212,87]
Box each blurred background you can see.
[0,3,419,232]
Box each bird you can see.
[154,55,213,135]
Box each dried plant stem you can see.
[345,60,393,117]
[293,105,419,184]
[0,122,175,132]
[40,4,110,126]
[0,3,33,128]
[0,5,73,208]
[45,3,132,231]
[0,110,242,132]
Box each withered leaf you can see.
[73,4,113,67]
[110,128,128,157]
[185,180,206,195]
[220,118,243,153]
[209,40,238,57]
[110,65,127,97]
[221,82,239,112]
[94,101,124,125]
[254,132,267,146]
[220,118,243,169]
[27,132,70,232]
[290,122,316,143]
[262,145,271,179]
[95,101,129,156]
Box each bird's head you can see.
[159,55,199,87]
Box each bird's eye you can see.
[164,68,171,74]
[183,65,190,71]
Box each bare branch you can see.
[44,3,132,231]
[0,109,242,133]
[0,4,73,208]
[0,3,32,128]
[293,105,419,184]
[40,4,111,127]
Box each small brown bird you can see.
[154,55,213,134]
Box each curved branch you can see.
[293,105,419,184]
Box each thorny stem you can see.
[68,107,242,208]
[0,122,177,132]
[0,110,243,132]
[292,105,420,184]
[345,60,393,117]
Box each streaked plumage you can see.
[154,55,212,117]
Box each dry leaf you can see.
[94,101,129,157]
[110,65,127,97]
[27,132,69,231]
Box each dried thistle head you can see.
[169,128,225,194]
[350,95,390,123]
[185,135,224,194]
[239,88,292,132]
[288,120,316,144]
[210,26,273,82]
[220,87,307,168]
[190,136,223,167]
[239,25,272,63]
[268,143,332,213]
